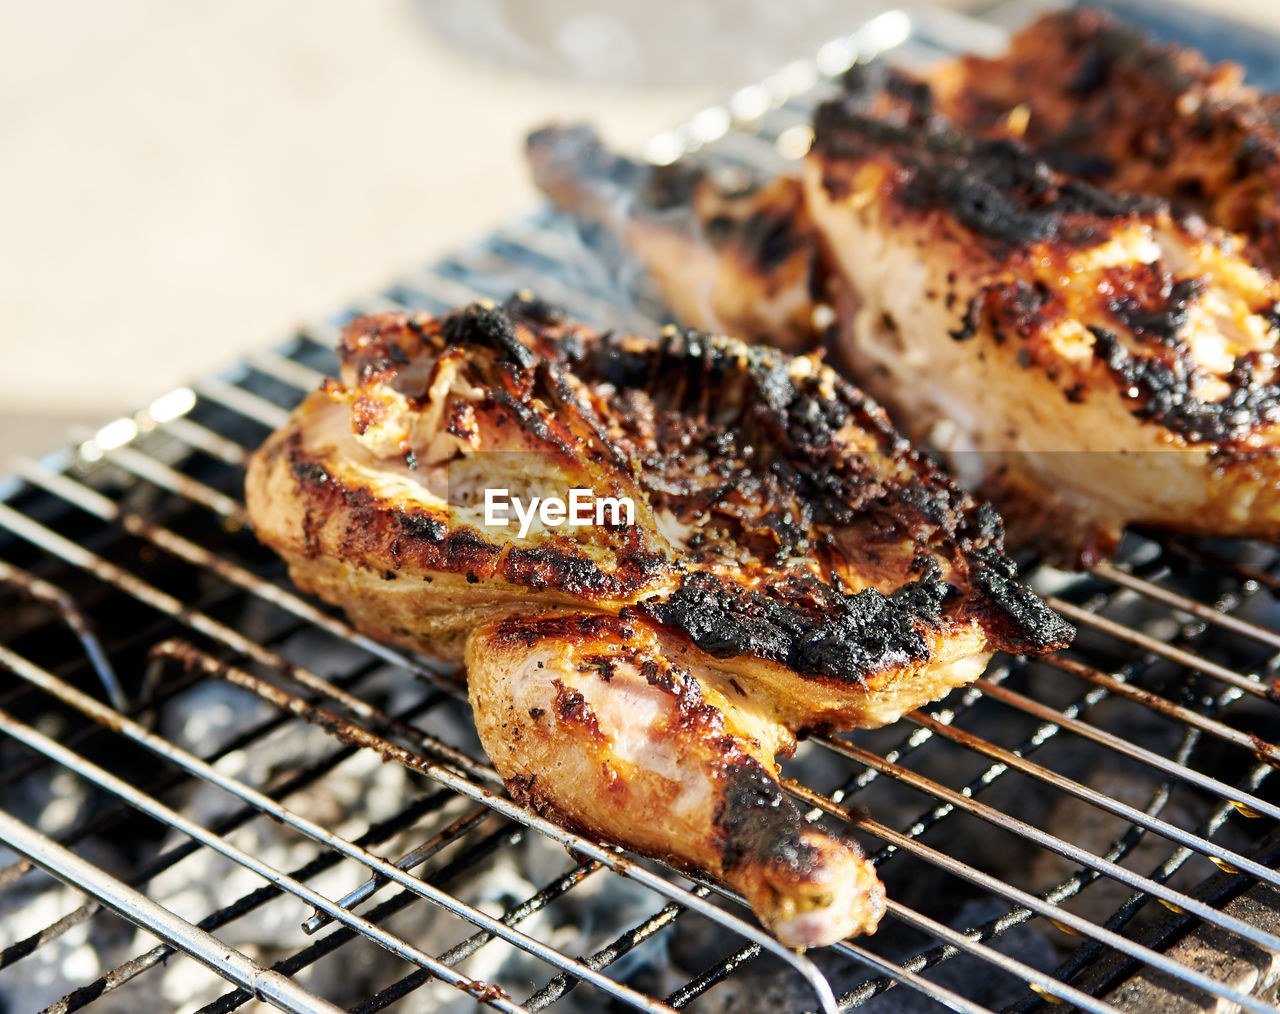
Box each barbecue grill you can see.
[4,6,1280,1013]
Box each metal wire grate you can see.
[4,6,1280,1013]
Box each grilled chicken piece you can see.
[528,126,822,352]
[246,298,1070,946]
[806,86,1280,561]
[930,8,1280,274]
[529,32,1280,562]
[469,611,885,947]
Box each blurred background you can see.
[4,0,1280,467]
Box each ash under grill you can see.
[4,7,1280,1013]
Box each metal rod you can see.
[0,809,344,1014]
[14,459,460,691]
[905,708,1280,889]
[974,677,1280,821]
[522,897,687,1012]
[0,499,485,789]
[785,782,1280,1014]
[300,805,490,935]
[832,938,1003,1014]
[1158,535,1280,595]
[662,942,761,1009]
[1024,758,1271,1009]
[1092,560,1280,651]
[0,559,124,710]
[812,673,1168,1008]
[1047,596,1271,700]
[0,706,535,1014]
[36,787,458,1014]
[346,865,604,1014]
[197,825,528,1014]
[100,442,247,522]
[247,350,330,394]
[1,704,352,963]
[678,855,1114,1014]
[1043,655,1279,766]
[877,900,1122,1014]
[815,735,1280,955]
[397,264,497,311]
[0,649,832,1014]
[192,376,291,429]
[160,414,250,464]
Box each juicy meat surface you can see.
[529,13,1280,563]
[245,298,1070,946]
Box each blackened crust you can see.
[254,300,1073,683]
[1088,326,1280,443]
[969,550,1074,652]
[639,571,950,686]
[817,61,1280,450]
[442,304,537,371]
[938,9,1280,273]
[812,96,1159,252]
[715,759,818,876]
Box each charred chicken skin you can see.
[245,298,1070,946]
[806,76,1280,561]
[529,13,1280,563]
[930,8,1280,274]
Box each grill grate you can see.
[4,7,1280,1013]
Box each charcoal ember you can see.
[1028,765,1255,935]
[1107,884,1280,1012]
[0,752,133,1013]
[860,899,1058,1013]
[0,878,136,1014]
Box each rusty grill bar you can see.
[4,7,1280,1013]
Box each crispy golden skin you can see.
[246,299,1069,946]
